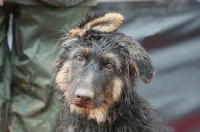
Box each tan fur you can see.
[103,52,117,59]
[112,77,122,102]
[69,77,122,123]
[69,13,124,38]
[68,28,84,38]
[70,47,91,59]
[83,13,124,32]
[56,61,70,96]
[70,103,109,124]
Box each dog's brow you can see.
[70,47,90,58]
[103,53,121,68]
[103,53,117,59]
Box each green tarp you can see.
[0,4,91,132]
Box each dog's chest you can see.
[67,125,75,132]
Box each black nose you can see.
[75,89,94,104]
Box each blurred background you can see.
[92,0,200,132]
[6,0,200,131]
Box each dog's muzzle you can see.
[71,89,94,109]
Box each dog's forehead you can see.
[70,42,121,59]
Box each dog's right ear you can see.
[68,12,124,38]
[117,37,155,84]
[128,40,155,84]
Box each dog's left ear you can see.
[68,12,124,38]
[120,38,155,84]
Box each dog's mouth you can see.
[69,101,108,123]
[70,101,94,109]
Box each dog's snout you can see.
[75,95,91,103]
[75,89,94,101]
[74,89,94,108]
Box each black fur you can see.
[53,13,172,132]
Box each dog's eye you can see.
[76,55,84,61]
[105,63,113,69]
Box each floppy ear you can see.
[129,41,155,84]
[68,12,124,38]
[118,36,155,84]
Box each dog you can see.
[52,12,172,132]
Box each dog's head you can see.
[53,12,155,123]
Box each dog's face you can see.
[55,38,124,123]
[53,13,155,123]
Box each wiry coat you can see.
[52,13,172,132]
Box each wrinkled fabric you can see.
[0,6,11,132]
[0,5,90,132]
[3,0,97,6]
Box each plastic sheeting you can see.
[93,0,200,130]
[0,5,90,132]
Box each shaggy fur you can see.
[52,12,172,132]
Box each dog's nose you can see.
[74,89,94,106]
